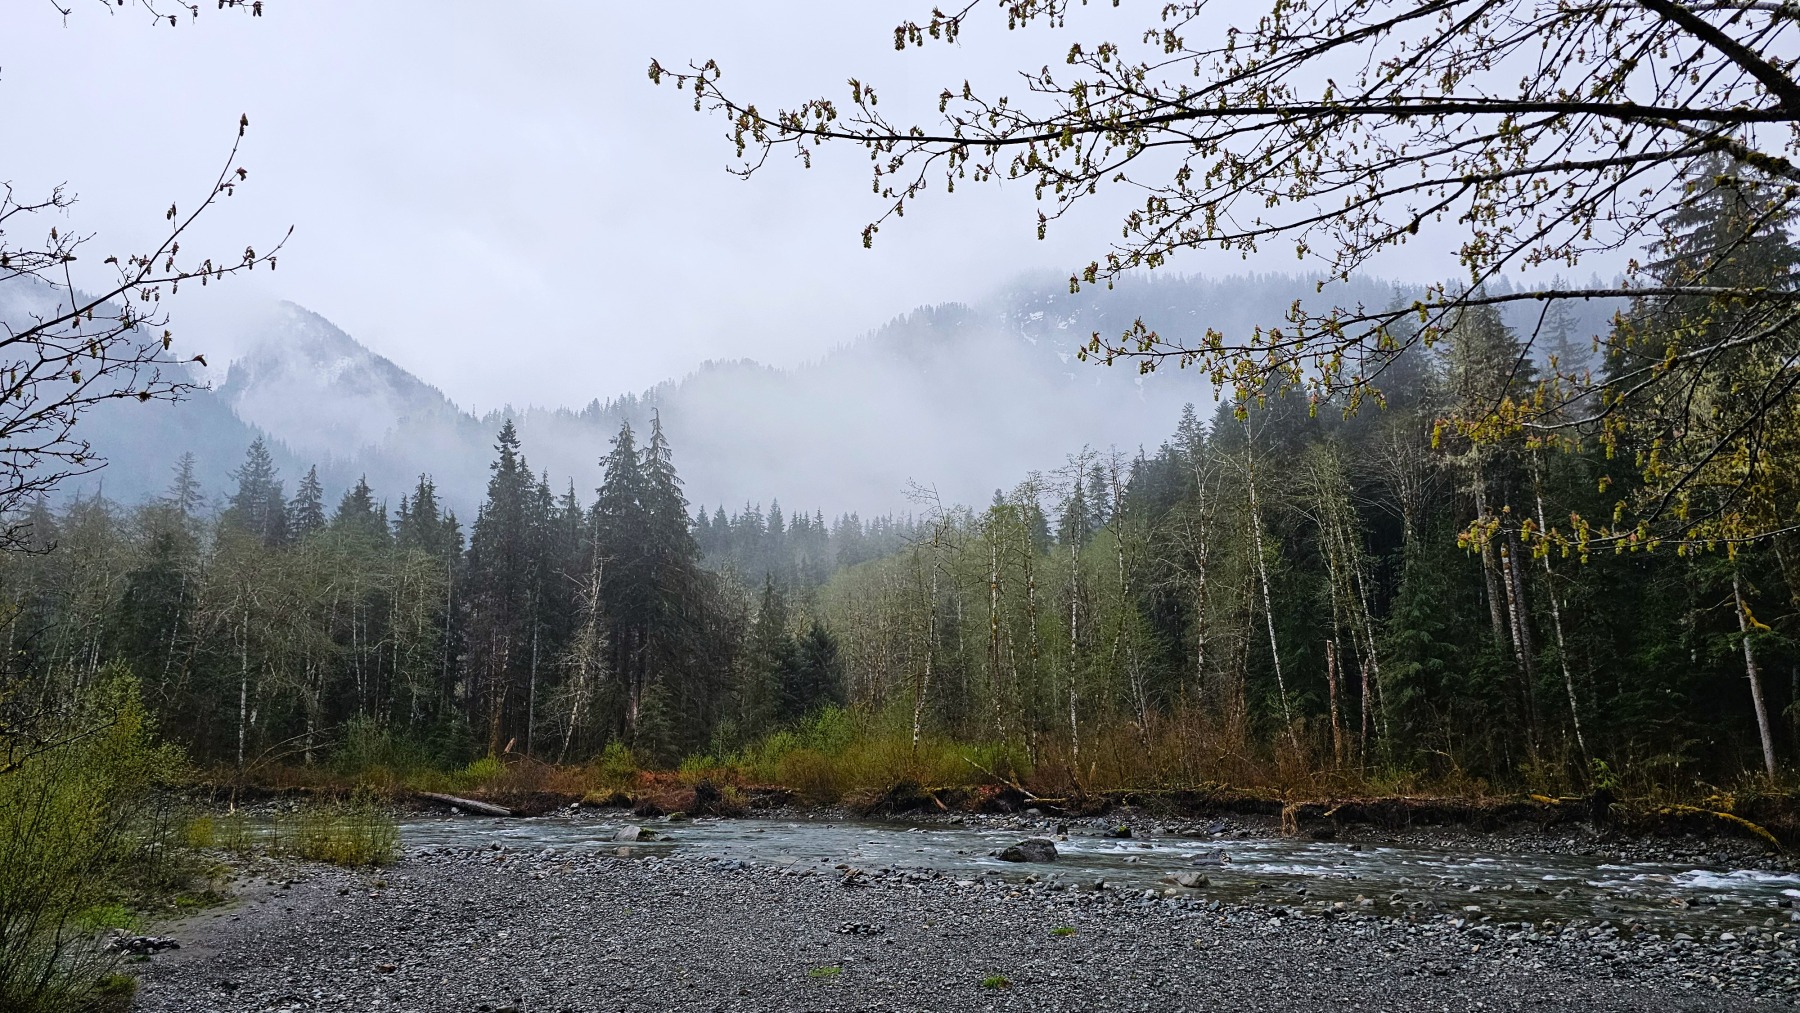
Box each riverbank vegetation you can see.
[8,167,1800,823]
[0,674,190,1012]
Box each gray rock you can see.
[612,825,643,842]
[998,838,1058,863]
[107,934,181,954]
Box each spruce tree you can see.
[331,475,390,546]
[165,452,204,520]
[593,420,649,738]
[225,438,288,548]
[396,475,458,560]
[465,420,537,753]
[289,465,326,539]
[790,621,846,716]
[742,575,797,731]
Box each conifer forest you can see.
[14,3,1800,1010]
[12,172,1800,797]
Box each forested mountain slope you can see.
[58,271,1598,517]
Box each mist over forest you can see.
[11,4,1800,1009]
[58,269,1614,521]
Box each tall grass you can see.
[724,706,1030,805]
[270,793,398,867]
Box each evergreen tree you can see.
[396,475,457,559]
[742,575,797,731]
[789,622,846,717]
[165,452,204,520]
[289,465,327,539]
[464,420,537,753]
[224,438,288,548]
[331,475,390,546]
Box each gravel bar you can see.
[130,845,1799,1012]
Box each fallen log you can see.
[417,792,513,817]
[1651,804,1783,851]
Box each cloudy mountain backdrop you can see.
[61,271,1603,518]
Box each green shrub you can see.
[333,714,472,780]
[676,752,724,782]
[727,704,1035,804]
[0,669,180,1013]
[456,755,505,791]
[73,904,139,934]
[588,741,637,792]
[183,815,216,849]
[214,811,258,854]
[274,793,398,867]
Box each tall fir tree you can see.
[464,420,537,753]
[224,438,288,548]
[289,465,327,539]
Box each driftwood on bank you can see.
[417,792,513,817]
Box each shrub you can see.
[580,740,639,798]
[214,811,258,854]
[274,793,398,867]
[0,669,181,1013]
[183,815,216,850]
[456,755,505,791]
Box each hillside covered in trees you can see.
[7,167,1797,800]
[4,166,1797,798]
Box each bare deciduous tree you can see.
[655,1,1800,545]
[2,0,281,544]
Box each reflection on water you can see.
[399,814,1800,933]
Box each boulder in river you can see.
[1164,871,1210,889]
[999,838,1058,863]
[613,825,644,842]
[1188,848,1229,866]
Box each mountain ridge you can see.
[61,271,1601,518]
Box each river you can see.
[397,811,1800,936]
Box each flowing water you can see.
[398,813,1800,935]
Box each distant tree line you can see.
[3,167,1798,789]
[812,169,1800,790]
[0,411,866,772]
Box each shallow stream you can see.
[398,813,1800,936]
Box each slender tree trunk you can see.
[237,609,250,770]
[1533,479,1589,765]
[1024,546,1040,761]
[441,554,454,710]
[911,555,938,755]
[527,615,540,759]
[1066,540,1081,764]
[1500,535,1541,753]
[1359,648,1373,761]
[988,533,1006,742]
[1473,483,1511,653]
[1243,425,1296,744]
[1326,639,1343,766]
[1733,573,1779,779]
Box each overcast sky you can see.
[7,2,1406,412]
